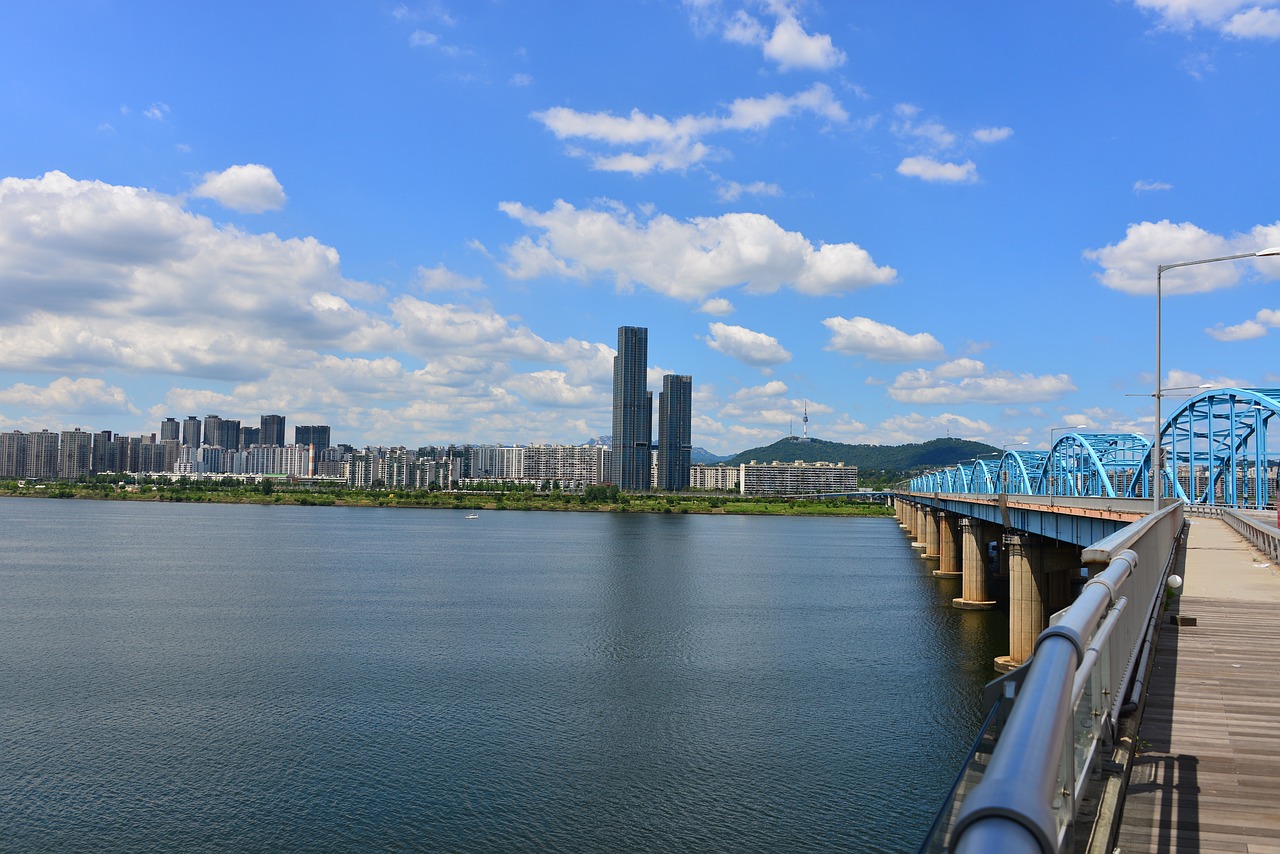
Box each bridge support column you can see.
[954,517,996,610]
[910,503,927,550]
[996,534,1042,672]
[934,511,961,577]
[922,506,940,561]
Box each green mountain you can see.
[719,437,1000,484]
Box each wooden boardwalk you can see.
[1115,517,1280,853]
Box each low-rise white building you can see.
[690,463,739,491]
[738,460,858,496]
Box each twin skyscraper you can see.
[610,326,692,492]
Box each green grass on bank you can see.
[0,478,895,518]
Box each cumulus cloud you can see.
[1206,307,1280,340]
[1084,219,1280,294]
[498,199,895,300]
[822,316,945,361]
[1134,179,1173,192]
[863,411,995,445]
[896,156,978,183]
[887,360,1076,404]
[973,126,1014,143]
[533,83,847,175]
[0,171,617,442]
[732,380,789,400]
[0,376,137,414]
[699,297,736,316]
[705,322,792,366]
[1132,0,1280,38]
[696,2,846,70]
[192,164,287,213]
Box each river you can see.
[0,497,1006,852]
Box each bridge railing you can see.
[919,502,1184,854]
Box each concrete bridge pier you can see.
[933,511,961,577]
[953,516,996,610]
[922,506,940,562]
[995,534,1080,672]
[909,503,927,551]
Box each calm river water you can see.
[0,497,1007,852]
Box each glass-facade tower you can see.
[657,374,692,491]
[611,326,651,491]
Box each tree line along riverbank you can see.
[0,478,895,518]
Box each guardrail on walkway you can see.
[919,502,1185,854]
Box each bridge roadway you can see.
[1113,516,1280,852]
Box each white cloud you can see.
[706,322,792,366]
[0,376,137,415]
[973,126,1013,143]
[732,380,789,400]
[1132,0,1280,37]
[1134,179,1173,192]
[861,411,995,445]
[533,83,847,175]
[892,104,958,149]
[415,264,485,292]
[192,164,287,213]
[762,13,847,71]
[695,2,846,71]
[1206,307,1280,340]
[0,172,620,443]
[822,316,945,361]
[1223,6,1280,37]
[510,72,534,87]
[887,363,1076,404]
[498,199,896,299]
[716,179,782,202]
[1083,219,1280,294]
[698,297,736,316]
[896,156,978,183]
[144,102,170,121]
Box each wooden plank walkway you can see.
[1114,517,1280,853]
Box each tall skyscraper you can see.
[294,425,331,451]
[160,417,180,442]
[260,414,286,447]
[182,416,201,447]
[611,325,651,491]
[657,374,693,491]
[203,415,224,448]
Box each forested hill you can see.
[719,437,1000,478]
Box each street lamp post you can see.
[1155,247,1280,513]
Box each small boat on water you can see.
[465,512,479,520]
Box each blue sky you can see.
[3,1,1280,454]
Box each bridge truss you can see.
[910,387,1280,508]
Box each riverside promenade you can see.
[1114,516,1280,852]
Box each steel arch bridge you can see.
[909,387,1280,508]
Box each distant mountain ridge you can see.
[718,436,1000,479]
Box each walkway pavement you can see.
[1114,517,1280,852]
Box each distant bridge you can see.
[911,387,1279,509]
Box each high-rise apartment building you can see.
[611,325,651,491]
[260,414,286,447]
[294,425,331,451]
[160,417,180,442]
[58,429,92,480]
[182,416,201,448]
[1,431,27,478]
[240,426,261,448]
[24,430,58,479]
[657,374,693,491]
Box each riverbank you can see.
[0,480,894,517]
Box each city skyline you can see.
[3,3,1280,454]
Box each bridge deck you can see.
[1115,517,1280,852]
